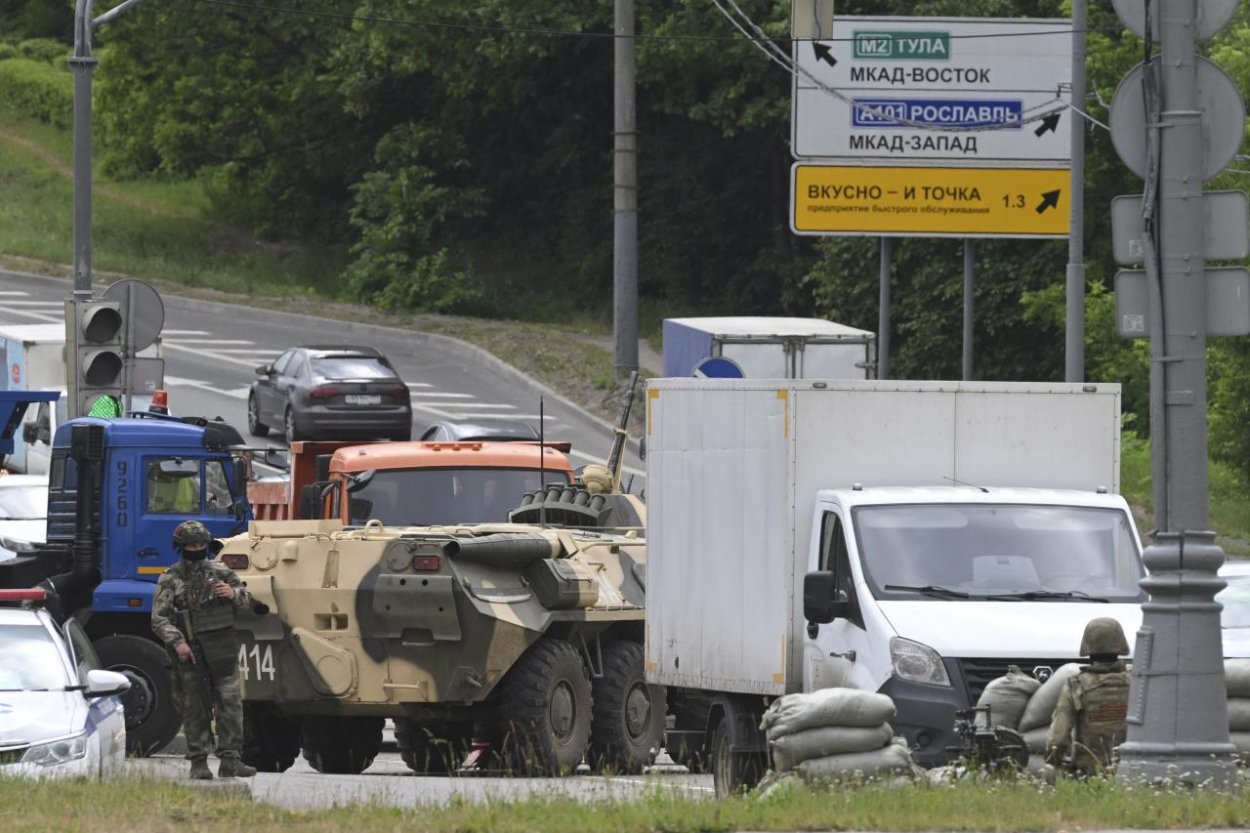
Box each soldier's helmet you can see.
[172,520,213,549]
[1079,617,1130,657]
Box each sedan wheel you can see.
[284,407,302,445]
[247,393,269,437]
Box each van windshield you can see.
[853,503,1146,602]
[346,467,572,526]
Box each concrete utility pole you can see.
[1115,0,1238,787]
[612,0,639,377]
[1064,0,1086,382]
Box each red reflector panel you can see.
[221,554,250,570]
[412,555,441,572]
[0,588,48,602]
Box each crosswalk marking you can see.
[409,392,475,399]
[162,330,210,336]
[165,338,255,345]
[405,382,433,389]
[433,403,516,410]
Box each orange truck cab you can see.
[248,440,574,525]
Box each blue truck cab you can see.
[1,396,254,755]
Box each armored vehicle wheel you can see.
[94,634,181,756]
[588,641,664,773]
[395,719,473,774]
[247,394,269,437]
[301,716,384,774]
[495,638,591,775]
[242,702,301,772]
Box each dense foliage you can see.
[4,1,1250,481]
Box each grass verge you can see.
[2,773,1250,833]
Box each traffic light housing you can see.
[66,297,125,419]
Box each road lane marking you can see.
[409,392,475,399]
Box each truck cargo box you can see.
[661,317,875,379]
[644,379,1122,696]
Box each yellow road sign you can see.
[791,164,1070,237]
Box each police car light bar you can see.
[0,588,48,603]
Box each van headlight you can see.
[21,733,88,766]
[889,637,950,686]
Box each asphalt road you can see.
[0,270,644,482]
[126,749,715,809]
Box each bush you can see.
[0,44,18,61]
[0,57,72,127]
[17,38,68,64]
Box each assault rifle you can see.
[945,706,1029,774]
[176,607,218,749]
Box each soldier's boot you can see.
[218,757,257,778]
[189,758,214,780]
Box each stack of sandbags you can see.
[973,665,1039,730]
[970,663,1081,773]
[1016,663,1082,769]
[761,688,914,782]
[1227,659,1250,763]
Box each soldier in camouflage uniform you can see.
[151,520,257,780]
[1045,617,1132,776]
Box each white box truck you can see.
[661,316,875,379]
[0,324,67,474]
[644,379,1145,794]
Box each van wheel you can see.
[495,638,591,775]
[301,716,383,774]
[589,641,664,773]
[242,702,300,772]
[711,718,765,797]
[93,634,181,756]
[247,394,269,437]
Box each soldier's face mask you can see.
[181,544,208,562]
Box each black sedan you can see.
[248,346,412,444]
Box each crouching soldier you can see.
[1045,617,1131,776]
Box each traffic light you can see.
[66,297,125,419]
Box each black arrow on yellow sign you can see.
[812,42,837,67]
[1036,190,1061,213]
[1034,113,1061,137]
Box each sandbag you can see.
[974,666,1040,730]
[795,737,914,782]
[1018,664,1083,732]
[769,723,894,772]
[1023,725,1050,755]
[760,689,897,739]
[1228,698,1250,732]
[1226,659,1250,699]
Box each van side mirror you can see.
[804,570,851,624]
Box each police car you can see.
[0,589,130,777]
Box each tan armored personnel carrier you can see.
[226,378,657,776]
